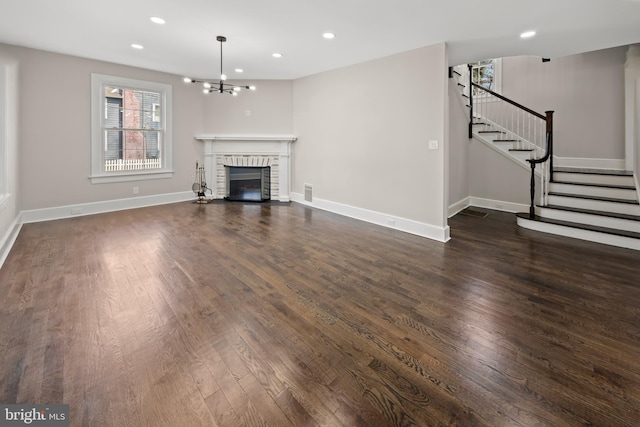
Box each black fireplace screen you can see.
[224,166,271,202]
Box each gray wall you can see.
[448,78,470,212]
[502,47,627,159]
[0,43,205,212]
[201,80,293,134]
[292,43,448,228]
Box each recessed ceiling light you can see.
[520,30,536,39]
[131,44,144,49]
[235,68,244,73]
[323,32,335,39]
[150,17,165,25]
[272,53,283,58]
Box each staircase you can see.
[451,64,640,250]
[516,168,640,250]
[471,121,541,167]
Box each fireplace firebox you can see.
[225,166,271,202]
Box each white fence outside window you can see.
[104,158,161,171]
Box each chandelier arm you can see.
[185,35,254,95]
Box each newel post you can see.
[545,110,554,181]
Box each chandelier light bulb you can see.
[183,77,193,83]
[221,74,227,81]
[249,86,256,91]
[203,82,211,89]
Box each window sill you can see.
[89,170,174,184]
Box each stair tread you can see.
[539,204,640,222]
[495,139,520,142]
[516,213,640,239]
[509,148,534,152]
[479,130,506,134]
[551,180,636,191]
[554,167,633,177]
[548,191,640,205]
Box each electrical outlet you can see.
[133,187,139,195]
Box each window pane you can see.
[104,130,122,160]
[102,86,162,171]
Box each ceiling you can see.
[1,0,640,81]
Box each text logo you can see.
[0,405,68,427]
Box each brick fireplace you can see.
[195,135,297,201]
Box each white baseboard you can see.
[554,156,625,170]
[291,192,450,242]
[468,197,528,213]
[448,196,528,216]
[21,191,194,224]
[0,215,22,270]
[448,197,470,218]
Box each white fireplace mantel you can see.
[195,134,297,201]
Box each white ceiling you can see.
[1,0,640,81]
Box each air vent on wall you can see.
[304,183,313,202]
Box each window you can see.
[470,58,501,96]
[91,74,172,183]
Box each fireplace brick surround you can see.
[196,135,297,201]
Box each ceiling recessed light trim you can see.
[520,30,536,39]
[235,68,244,73]
[150,17,166,25]
[131,43,144,49]
[323,32,336,39]
[272,53,283,58]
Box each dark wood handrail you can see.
[471,82,546,120]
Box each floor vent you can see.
[460,208,488,218]
[304,184,313,202]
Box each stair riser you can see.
[517,216,640,250]
[548,183,638,201]
[538,208,640,233]
[547,195,640,216]
[553,172,635,187]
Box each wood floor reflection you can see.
[1,201,638,426]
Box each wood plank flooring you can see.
[1,201,639,426]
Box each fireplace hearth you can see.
[225,166,271,202]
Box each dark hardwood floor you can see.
[1,201,639,426]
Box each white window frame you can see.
[90,73,173,184]
[471,58,502,98]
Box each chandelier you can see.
[183,36,256,96]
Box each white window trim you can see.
[90,73,173,184]
[472,58,502,100]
